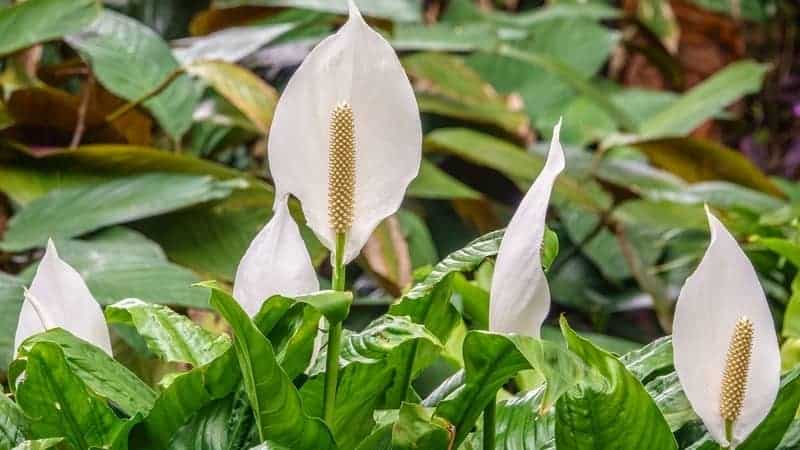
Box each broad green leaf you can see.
[17,228,206,308]
[208,287,337,449]
[137,350,240,450]
[15,342,139,450]
[65,10,201,140]
[639,61,768,138]
[633,138,784,197]
[0,143,271,205]
[212,0,422,22]
[619,336,673,382]
[186,61,278,134]
[402,52,530,138]
[777,419,800,450]
[407,159,482,200]
[16,329,156,417]
[106,298,231,367]
[1,173,243,251]
[0,272,24,368]
[0,392,26,449]
[173,23,295,65]
[424,128,611,212]
[11,438,63,450]
[391,403,452,450]
[555,318,677,450]
[300,315,441,449]
[392,22,496,52]
[757,239,800,270]
[0,0,100,56]
[435,331,591,447]
[783,275,800,339]
[167,390,256,450]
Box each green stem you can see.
[323,233,347,424]
[725,420,735,450]
[483,398,496,450]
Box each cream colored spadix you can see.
[14,239,112,355]
[233,197,320,316]
[673,207,780,447]
[267,0,422,263]
[489,121,564,338]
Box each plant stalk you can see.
[323,233,347,424]
[483,398,496,450]
[725,420,736,450]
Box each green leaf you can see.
[639,61,768,138]
[407,159,482,200]
[424,128,611,212]
[300,315,441,449]
[0,0,100,56]
[0,391,26,449]
[738,367,800,450]
[783,275,800,339]
[186,61,278,134]
[17,228,206,308]
[166,390,256,450]
[208,287,337,449]
[0,272,24,368]
[778,419,800,450]
[391,403,453,450]
[106,298,231,367]
[11,438,64,450]
[16,329,156,417]
[1,173,242,252]
[212,0,422,22]
[65,10,201,139]
[15,342,139,450]
[434,331,591,447]
[555,318,678,450]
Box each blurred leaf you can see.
[15,341,139,449]
[208,287,337,449]
[212,0,422,22]
[397,209,438,269]
[0,272,24,369]
[633,138,784,197]
[17,328,157,417]
[687,0,773,21]
[403,52,530,139]
[0,390,26,449]
[0,0,100,56]
[425,128,611,212]
[1,173,242,251]
[407,159,481,200]
[392,22,496,52]
[782,275,800,339]
[173,23,294,64]
[391,403,452,450]
[639,61,769,138]
[11,439,63,450]
[17,228,206,309]
[65,10,201,140]
[555,319,678,450]
[362,216,413,296]
[106,298,231,367]
[6,85,152,145]
[186,61,278,134]
[301,315,441,449]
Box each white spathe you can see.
[673,207,780,447]
[14,239,113,355]
[267,0,422,263]
[489,121,565,338]
[233,197,320,316]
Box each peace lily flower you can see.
[489,120,564,338]
[233,197,320,316]
[267,0,422,264]
[673,207,780,449]
[14,239,112,355]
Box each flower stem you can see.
[483,398,496,450]
[725,420,736,450]
[323,233,347,425]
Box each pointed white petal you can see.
[14,239,112,355]
[233,198,320,316]
[489,121,565,338]
[267,0,422,263]
[673,207,780,446]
